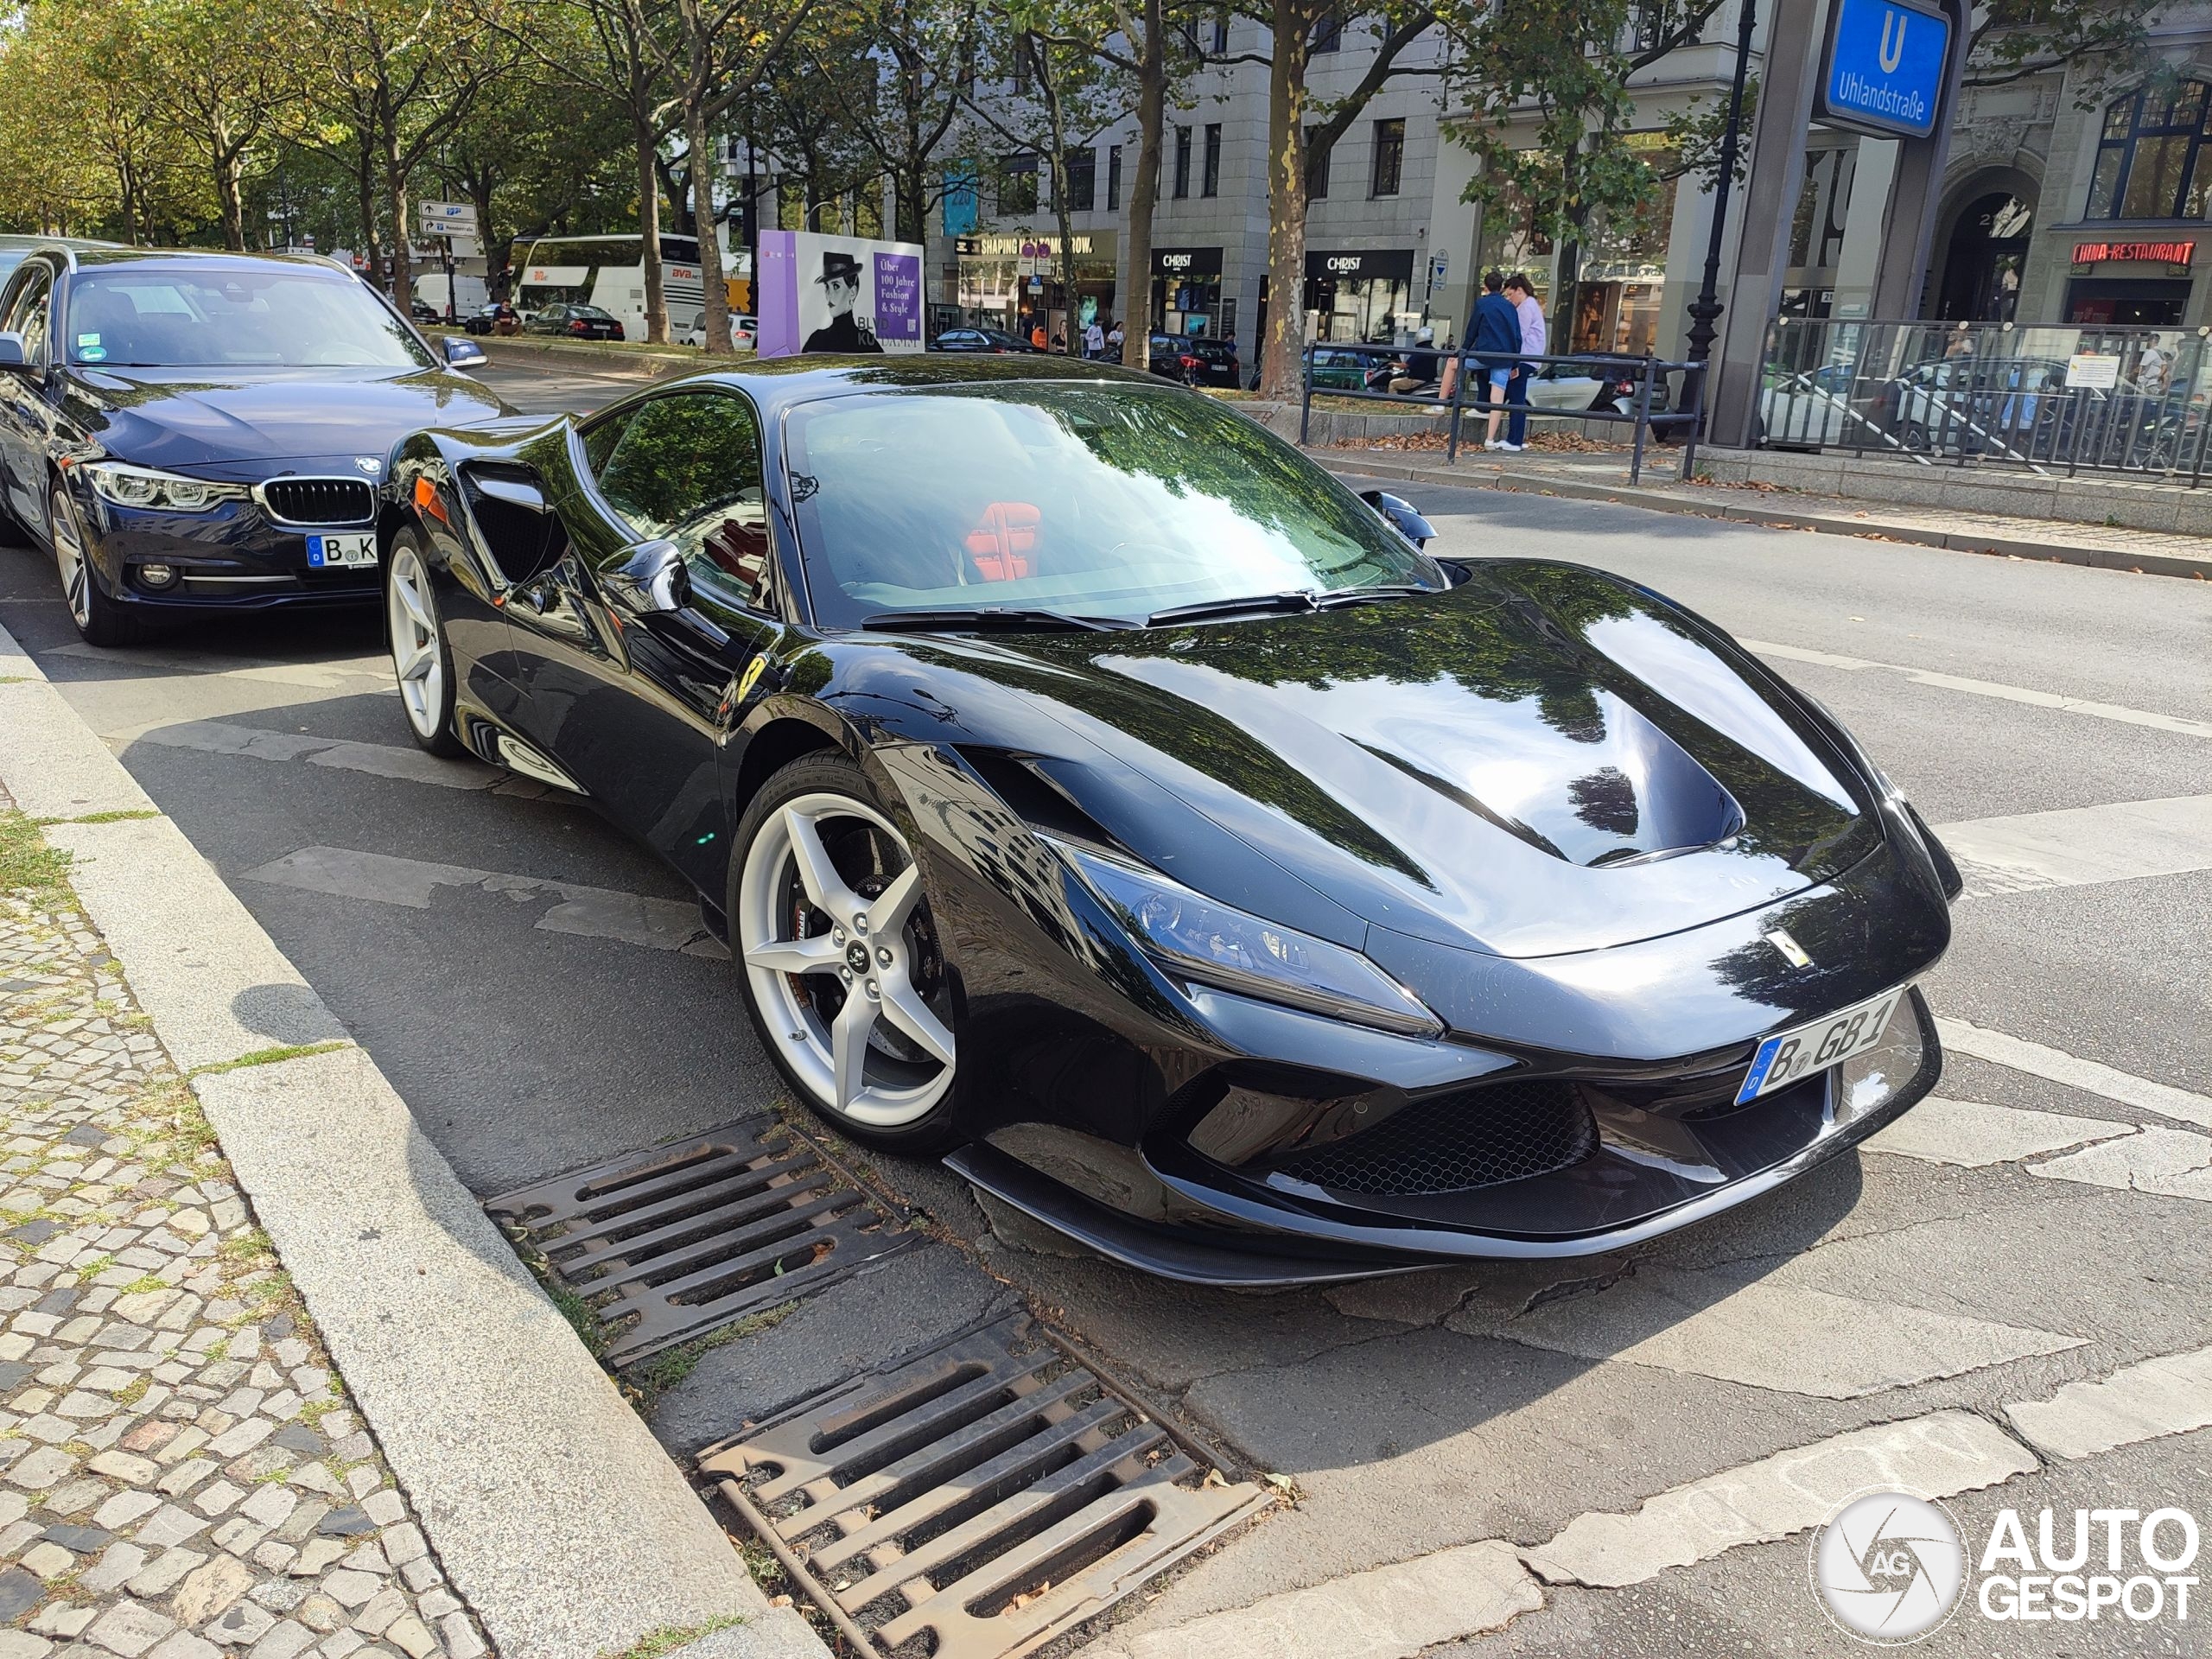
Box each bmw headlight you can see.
[81,461,246,513]
[1048,837,1444,1038]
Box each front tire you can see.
[730,753,959,1154]
[385,530,463,756]
[50,481,144,646]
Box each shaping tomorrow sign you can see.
[1818,0,1954,141]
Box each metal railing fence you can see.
[1759,317,2212,485]
[1298,342,1706,485]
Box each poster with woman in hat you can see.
[754,231,927,359]
[803,250,882,353]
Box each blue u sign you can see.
[1820,0,1952,140]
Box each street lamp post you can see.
[1682,0,1759,410]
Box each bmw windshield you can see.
[64,267,434,371]
[784,383,1444,629]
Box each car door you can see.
[503,385,785,897]
[0,260,57,530]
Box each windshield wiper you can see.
[860,607,1134,633]
[1315,583,1438,609]
[1143,590,1320,627]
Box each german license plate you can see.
[1734,988,1908,1104]
[307,532,376,569]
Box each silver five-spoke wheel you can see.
[51,489,90,630]
[386,538,456,752]
[737,790,955,1130]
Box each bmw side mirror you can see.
[442,336,486,367]
[1358,488,1435,550]
[0,333,29,371]
[615,539,690,613]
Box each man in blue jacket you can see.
[1440,270,1525,448]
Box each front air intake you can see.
[1273,1080,1597,1195]
[257,477,375,525]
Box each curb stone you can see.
[0,618,828,1659]
[1315,451,2212,582]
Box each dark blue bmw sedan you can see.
[0,245,509,644]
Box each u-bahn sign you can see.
[1817,0,1953,141]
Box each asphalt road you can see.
[3,358,2207,1657]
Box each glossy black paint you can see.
[0,246,511,620]
[384,354,1954,1280]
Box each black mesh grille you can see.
[260,477,375,524]
[1273,1081,1596,1196]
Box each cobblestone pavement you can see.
[0,797,493,1659]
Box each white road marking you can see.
[1934,793,2212,895]
[2026,1126,2212,1204]
[2004,1343,2212,1461]
[1491,1264,2083,1399]
[1080,1540,1539,1659]
[1745,639,2212,741]
[133,719,499,791]
[1862,1094,2134,1167]
[1936,1016,2212,1131]
[1522,1410,2035,1589]
[239,845,727,958]
[46,641,391,694]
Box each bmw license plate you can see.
[306,532,376,569]
[1733,988,1909,1104]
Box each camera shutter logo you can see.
[1810,1491,1967,1643]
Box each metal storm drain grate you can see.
[484,1116,913,1366]
[699,1312,1268,1659]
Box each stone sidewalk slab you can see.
[2004,1343,2212,1460]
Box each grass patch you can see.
[0,811,72,899]
[118,1274,166,1294]
[112,1376,148,1407]
[626,1301,798,1402]
[601,1616,747,1659]
[33,809,161,825]
[189,1040,349,1078]
[218,1228,272,1263]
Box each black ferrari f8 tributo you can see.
[378,355,1960,1284]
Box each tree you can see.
[142,0,309,249]
[307,0,512,302]
[1228,2,1440,397]
[827,0,976,245]
[639,0,815,353]
[1440,0,1727,347]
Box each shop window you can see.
[1306,127,1332,199]
[2087,79,2212,219]
[1174,125,1192,199]
[1311,10,1341,51]
[1108,145,1122,210]
[1066,147,1096,213]
[998,154,1038,216]
[1203,124,1222,198]
[1370,118,1404,199]
[1211,13,1229,50]
[1012,34,1033,93]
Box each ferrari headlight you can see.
[1049,838,1444,1038]
[82,462,246,513]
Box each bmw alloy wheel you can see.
[387,542,447,743]
[50,486,90,630]
[737,790,956,1131]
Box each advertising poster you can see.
[756,231,926,359]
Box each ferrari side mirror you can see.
[615,539,690,613]
[1358,488,1435,550]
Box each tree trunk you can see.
[1039,50,1076,349]
[357,143,381,286]
[386,148,411,304]
[1117,0,1164,371]
[213,112,247,251]
[1259,0,1313,399]
[636,116,668,344]
[688,95,733,354]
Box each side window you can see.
[3,267,51,368]
[586,390,772,610]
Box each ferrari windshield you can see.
[63,268,433,370]
[783,383,1442,628]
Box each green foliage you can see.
[0,812,73,900]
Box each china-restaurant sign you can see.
[2071,239,2196,265]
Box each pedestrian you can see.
[1390,325,1440,396]
[1084,315,1105,359]
[1503,271,1546,451]
[1441,270,1522,448]
[1107,317,1125,358]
